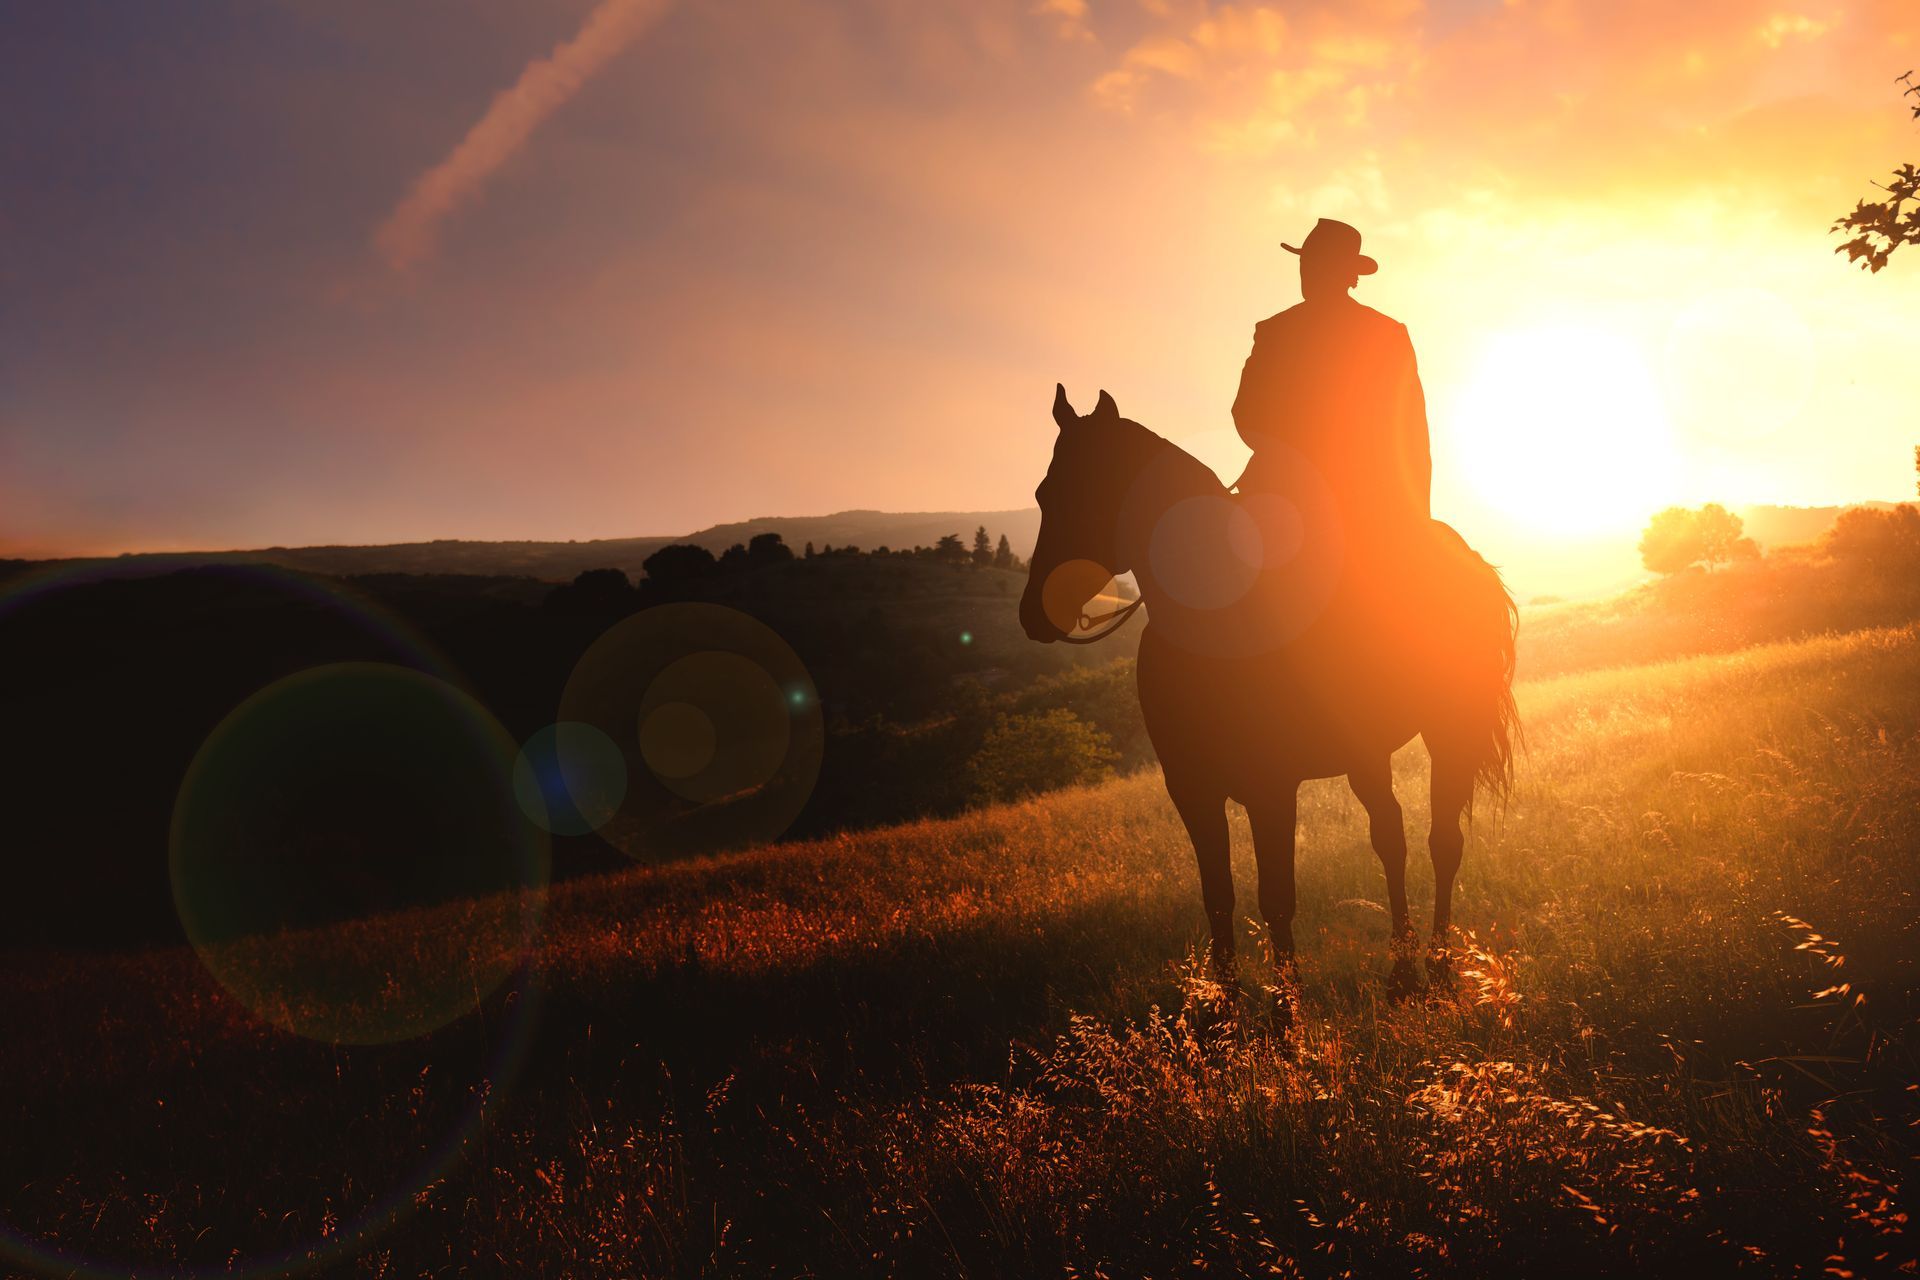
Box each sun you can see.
[1446,323,1681,536]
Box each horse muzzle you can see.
[1018,589,1063,643]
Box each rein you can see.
[1060,597,1145,645]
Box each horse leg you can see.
[1246,785,1300,1027]
[1168,780,1236,982]
[1427,746,1474,990]
[1348,754,1420,999]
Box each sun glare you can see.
[1447,324,1680,536]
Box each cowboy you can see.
[1231,218,1431,564]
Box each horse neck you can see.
[1106,428,1229,626]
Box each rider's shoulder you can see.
[1350,301,1408,332]
[1254,302,1312,336]
[1257,299,1407,336]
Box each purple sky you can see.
[5,0,1915,562]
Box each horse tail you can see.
[1472,558,1521,808]
[1433,524,1521,812]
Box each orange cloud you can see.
[373,0,675,272]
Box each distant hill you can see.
[30,501,1905,591]
[1739,501,1899,550]
[75,508,1044,583]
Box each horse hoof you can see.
[1263,983,1295,1036]
[1386,959,1424,1002]
[1424,952,1456,996]
[1206,943,1238,988]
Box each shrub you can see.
[1008,660,1151,769]
[1822,502,1920,573]
[965,710,1117,804]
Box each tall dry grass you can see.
[3,626,1916,1275]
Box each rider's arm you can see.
[1232,321,1287,460]
[1397,326,1432,520]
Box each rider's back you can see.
[1232,296,1431,561]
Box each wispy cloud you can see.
[373,0,674,272]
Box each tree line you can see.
[802,526,1022,570]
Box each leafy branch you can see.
[1831,71,1920,272]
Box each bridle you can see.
[1059,597,1145,645]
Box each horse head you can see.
[1019,384,1134,643]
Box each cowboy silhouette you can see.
[1023,222,1517,1008]
[1232,218,1430,566]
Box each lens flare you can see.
[1149,494,1262,612]
[1041,558,1118,634]
[513,720,627,836]
[557,603,823,858]
[170,663,549,1046]
[638,700,720,780]
[1118,443,1342,659]
[1,562,547,1278]
[639,652,790,803]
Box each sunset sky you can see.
[4,0,1916,580]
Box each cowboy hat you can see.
[1283,218,1378,275]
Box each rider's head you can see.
[1299,254,1360,301]
[1285,218,1377,302]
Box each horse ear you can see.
[1094,389,1119,420]
[1052,383,1077,431]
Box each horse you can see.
[1019,385,1518,1001]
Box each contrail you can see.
[374,0,674,272]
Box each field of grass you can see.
[5,624,1918,1276]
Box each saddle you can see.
[1233,491,1461,731]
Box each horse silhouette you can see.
[1020,385,1518,1003]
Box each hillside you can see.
[0,552,1142,948]
[56,508,1045,583]
[16,502,1896,609]
[1518,528,1920,680]
[7,623,1917,1275]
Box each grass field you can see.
[5,623,1918,1277]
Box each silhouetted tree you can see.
[1639,508,1703,576]
[1694,503,1757,569]
[545,567,639,615]
[748,532,794,566]
[971,526,993,567]
[1833,71,1920,272]
[718,543,749,572]
[994,533,1014,570]
[1639,504,1756,574]
[804,541,816,559]
[935,533,967,564]
[640,543,718,599]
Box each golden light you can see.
[1447,323,1681,535]
[1661,287,1813,445]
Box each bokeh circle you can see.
[558,603,823,858]
[1040,558,1121,635]
[0,561,547,1279]
[170,662,550,1046]
[1117,442,1343,659]
[1148,493,1263,612]
[514,720,628,836]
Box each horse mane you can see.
[1105,415,1230,499]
